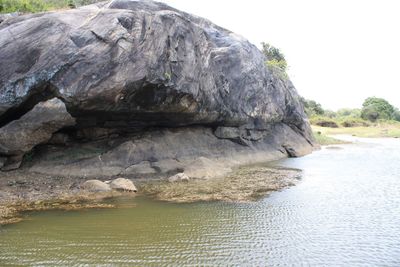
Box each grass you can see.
[312,122,400,138]
[310,115,371,128]
[0,0,102,14]
[313,131,347,145]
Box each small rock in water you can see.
[81,180,111,192]
[109,178,137,192]
[168,173,190,183]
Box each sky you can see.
[159,0,400,111]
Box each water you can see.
[1,136,400,266]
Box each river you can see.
[1,136,400,266]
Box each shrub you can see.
[336,108,361,118]
[310,116,339,128]
[0,0,49,13]
[339,117,370,127]
[261,42,287,72]
[0,0,103,14]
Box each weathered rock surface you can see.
[1,155,24,172]
[0,98,74,156]
[27,124,307,179]
[81,180,112,192]
[0,12,20,25]
[183,156,232,179]
[109,178,137,192]
[151,159,184,174]
[0,0,312,138]
[168,173,190,183]
[122,161,157,175]
[0,0,316,176]
[0,98,75,170]
[0,157,5,168]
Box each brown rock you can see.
[109,178,137,192]
[81,180,111,192]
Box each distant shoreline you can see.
[312,124,400,145]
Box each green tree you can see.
[261,42,285,62]
[261,42,287,71]
[361,97,395,121]
[300,97,324,116]
[392,108,400,122]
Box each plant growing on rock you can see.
[261,42,287,72]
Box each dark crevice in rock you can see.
[90,30,110,43]
[118,16,134,31]
[282,145,297,158]
[0,83,59,128]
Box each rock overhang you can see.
[0,0,316,173]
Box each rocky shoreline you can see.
[0,162,302,225]
[0,171,137,225]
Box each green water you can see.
[1,136,400,266]
[1,197,258,265]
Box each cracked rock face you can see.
[0,0,312,141]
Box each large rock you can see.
[0,98,75,156]
[0,98,75,170]
[0,0,317,177]
[0,0,313,144]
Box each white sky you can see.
[159,0,400,110]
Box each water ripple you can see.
[1,138,400,266]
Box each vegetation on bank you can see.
[313,124,400,138]
[259,43,400,143]
[302,96,400,127]
[304,97,400,143]
[0,0,102,13]
[312,131,347,145]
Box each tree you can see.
[361,97,395,121]
[261,42,287,71]
[261,42,285,62]
[300,97,324,116]
[392,108,400,122]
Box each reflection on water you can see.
[1,137,400,266]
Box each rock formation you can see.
[0,0,316,178]
[81,180,112,192]
[0,98,75,170]
[109,177,138,192]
